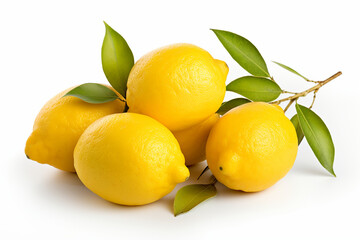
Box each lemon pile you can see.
[25,43,298,206]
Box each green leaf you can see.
[273,61,310,81]
[290,114,305,145]
[63,83,120,104]
[295,104,336,176]
[226,76,281,102]
[217,98,251,115]
[174,184,216,216]
[211,29,270,77]
[102,22,134,98]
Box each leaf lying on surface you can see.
[174,184,217,216]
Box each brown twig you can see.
[309,89,319,109]
[282,90,298,94]
[284,99,295,113]
[271,71,342,105]
[303,78,320,84]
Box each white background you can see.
[1,0,359,239]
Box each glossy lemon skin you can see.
[126,43,228,131]
[74,113,189,206]
[25,86,125,172]
[206,102,298,192]
[173,114,219,166]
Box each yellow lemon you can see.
[25,86,125,172]
[74,113,189,206]
[126,43,228,131]
[206,102,298,192]
[273,104,284,112]
[173,113,219,166]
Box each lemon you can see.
[126,43,228,131]
[206,102,298,192]
[273,104,284,112]
[173,113,219,166]
[25,86,125,172]
[74,113,189,206]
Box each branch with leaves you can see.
[61,23,341,216]
[174,29,340,216]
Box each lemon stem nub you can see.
[173,166,190,183]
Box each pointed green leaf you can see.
[226,76,281,102]
[211,29,270,77]
[174,184,216,216]
[63,83,120,104]
[290,114,305,145]
[295,104,335,176]
[102,22,134,98]
[217,98,251,115]
[273,61,310,81]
